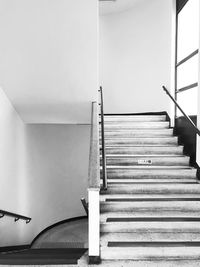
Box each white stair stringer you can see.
[99,114,200,263]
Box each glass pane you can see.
[177,0,199,62]
[177,87,198,116]
[177,54,198,89]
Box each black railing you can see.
[162,86,200,136]
[0,209,31,224]
[99,86,107,190]
[81,198,88,216]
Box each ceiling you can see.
[99,0,145,15]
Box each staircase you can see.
[100,113,200,265]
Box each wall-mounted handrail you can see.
[99,86,107,190]
[162,86,200,136]
[0,209,31,224]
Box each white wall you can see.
[0,0,96,247]
[0,0,98,124]
[20,124,90,244]
[0,87,29,246]
[0,121,90,246]
[100,0,174,115]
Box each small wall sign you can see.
[138,159,153,165]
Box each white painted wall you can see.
[0,121,90,246]
[0,0,98,124]
[0,87,29,246]
[0,0,96,247]
[20,124,90,244]
[100,0,174,115]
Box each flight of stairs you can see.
[100,114,200,266]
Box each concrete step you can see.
[100,232,200,244]
[100,137,178,145]
[102,155,189,166]
[103,183,200,194]
[99,260,200,267]
[104,121,170,129]
[100,213,200,222]
[106,178,196,183]
[102,129,174,137]
[100,246,200,260]
[105,168,196,179]
[100,201,200,213]
[103,115,166,122]
[104,146,183,155]
[100,221,200,233]
[100,193,200,201]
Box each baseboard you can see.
[0,245,30,253]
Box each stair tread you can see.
[105,165,194,169]
[103,154,188,157]
[106,144,180,148]
[100,260,200,267]
[100,221,200,229]
[101,194,200,199]
[100,246,200,260]
[106,179,196,183]
[100,232,200,242]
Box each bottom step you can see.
[101,246,200,260]
[100,260,200,267]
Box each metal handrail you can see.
[0,209,31,224]
[162,86,200,136]
[99,86,107,190]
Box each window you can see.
[176,0,199,116]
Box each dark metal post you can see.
[81,198,88,216]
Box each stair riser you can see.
[105,169,196,179]
[105,186,200,194]
[104,147,183,155]
[100,138,178,145]
[100,212,200,222]
[105,189,200,194]
[101,202,200,213]
[104,123,169,129]
[100,222,200,233]
[101,158,189,166]
[104,116,166,122]
[101,194,200,201]
[102,129,173,136]
[105,179,196,184]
